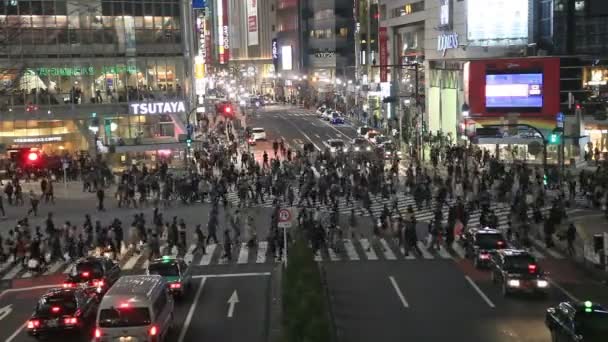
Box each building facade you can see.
[0,0,194,157]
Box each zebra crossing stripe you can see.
[184,244,197,263]
[416,242,434,259]
[237,243,249,264]
[400,247,416,260]
[314,252,323,262]
[63,263,74,274]
[359,238,378,260]
[531,239,564,259]
[379,239,397,260]
[528,247,546,260]
[436,246,453,259]
[327,247,340,261]
[123,253,143,270]
[0,261,12,274]
[343,239,359,260]
[256,242,268,263]
[44,262,64,275]
[21,271,32,278]
[452,244,467,259]
[199,244,216,265]
[3,264,23,280]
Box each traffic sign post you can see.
[278,208,293,267]
[556,112,564,129]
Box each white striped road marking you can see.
[359,238,378,260]
[199,244,216,265]
[142,260,149,270]
[531,239,564,259]
[122,253,143,270]
[416,242,434,259]
[465,276,495,308]
[452,244,467,259]
[327,247,340,261]
[237,243,249,264]
[256,242,268,263]
[400,247,416,260]
[437,246,453,259]
[2,264,23,280]
[184,244,197,263]
[389,276,409,308]
[343,239,359,260]
[528,247,546,259]
[176,278,207,342]
[63,263,74,274]
[379,239,397,260]
[0,261,13,274]
[314,251,323,262]
[43,262,65,275]
[21,271,32,278]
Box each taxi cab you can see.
[489,249,549,297]
[546,301,608,342]
[63,256,121,296]
[461,227,508,269]
[146,256,192,298]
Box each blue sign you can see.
[556,112,564,122]
[192,0,206,9]
[186,123,194,137]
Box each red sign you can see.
[379,27,388,82]
[466,57,560,117]
[248,16,257,32]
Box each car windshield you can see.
[475,233,505,249]
[576,311,608,341]
[329,141,344,148]
[503,255,536,272]
[252,128,264,133]
[73,262,104,279]
[36,295,77,318]
[98,307,152,328]
[148,263,180,277]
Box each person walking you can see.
[223,229,232,261]
[566,223,577,256]
[194,224,206,255]
[96,187,105,211]
[27,190,40,216]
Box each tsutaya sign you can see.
[130,101,185,115]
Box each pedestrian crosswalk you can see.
[0,236,566,280]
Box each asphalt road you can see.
[0,265,274,342]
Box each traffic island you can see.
[282,239,333,342]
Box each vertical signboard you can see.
[247,0,259,46]
[281,45,293,70]
[272,39,279,72]
[217,0,229,64]
[195,9,207,96]
[222,0,230,63]
[379,27,388,82]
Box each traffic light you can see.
[224,105,232,114]
[543,174,548,186]
[549,133,561,145]
[186,137,192,148]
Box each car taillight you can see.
[64,317,78,325]
[528,264,537,274]
[93,280,104,287]
[170,283,181,289]
[149,325,158,336]
[27,320,40,329]
[497,241,505,247]
[82,272,90,277]
[94,328,102,338]
[51,306,61,313]
[479,253,490,260]
[63,282,74,288]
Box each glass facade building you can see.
[0,0,192,155]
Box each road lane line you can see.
[452,244,467,259]
[388,276,409,308]
[177,277,207,342]
[199,244,216,265]
[63,263,74,274]
[282,118,321,150]
[416,242,434,259]
[436,246,453,259]
[0,284,60,300]
[547,278,580,302]
[465,276,495,308]
[237,243,249,264]
[379,239,397,260]
[359,238,378,260]
[184,244,197,263]
[5,322,26,342]
[256,241,268,263]
[193,272,271,279]
[122,253,142,270]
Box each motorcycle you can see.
[27,257,47,275]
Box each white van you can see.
[94,275,174,342]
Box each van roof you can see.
[102,275,166,304]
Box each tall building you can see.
[0,0,194,157]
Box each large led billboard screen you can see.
[467,0,529,46]
[485,73,543,111]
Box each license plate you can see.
[119,337,136,342]
[46,319,58,327]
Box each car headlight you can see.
[354,147,360,151]
[366,146,371,151]
[507,279,520,287]
[330,148,336,152]
[343,148,348,152]
[536,280,549,288]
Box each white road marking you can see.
[0,261,13,274]
[2,264,22,280]
[359,238,378,260]
[343,239,360,260]
[43,262,64,275]
[437,246,453,259]
[548,278,580,302]
[531,239,565,259]
[5,322,26,342]
[177,277,207,342]
[0,284,60,300]
[327,247,340,261]
[314,252,323,262]
[62,263,74,274]
[465,276,495,308]
[452,244,467,259]
[199,244,216,265]
[122,253,142,270]
[379,239,397,260]
[20,271,32,278]
[184,244,197,263]
[256,242,268,263]
[237,243,249,264]
[389,276,409,308]
[528,247,546,259]
[401,247,416,260]
[193,272,271,279]
[416,242,434,259]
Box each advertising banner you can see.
[247,0,259,46]
[281,45,292,71]
[217,0,230,64]
[222,0,230,63]
[379,27,388,82]
[272,39,279,72]
[193,0,206,8]
[467,0,529,46]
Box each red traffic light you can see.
[27,152,39,161]
[224,106,232,113]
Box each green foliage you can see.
[282,239,331,342]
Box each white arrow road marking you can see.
[388,276,408,308]
[227,290,239,318]
[0,304,12,320]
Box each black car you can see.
[27,288,99,339]
[489,249,549,296]
[546,301,608,342]
[63,256,121,295]
[461,227,508,268]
